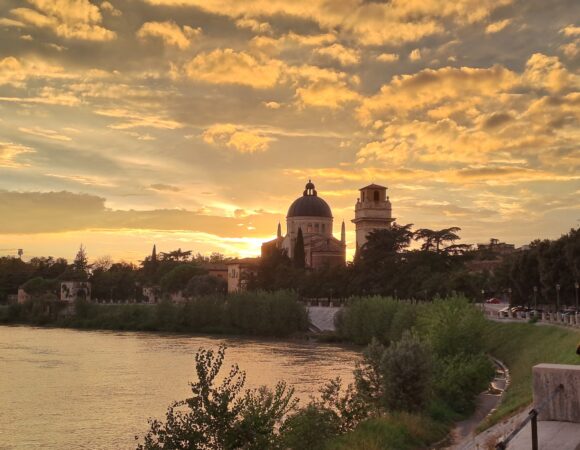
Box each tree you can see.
[380,330,432,412]
[293,227,305,269]
[415,227,461,253]
[185,274,227,297]
[74,244,89,274]
[137,346,297,450]
[159,264,203,294]
[160,248,192,262]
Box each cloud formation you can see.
[9,0,116,41]
[137,21,201,49]
[202,124,274,153]
[0,0,578,260]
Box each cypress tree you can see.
[294,227,305,269]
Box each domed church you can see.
[261,180,347,269]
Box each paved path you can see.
[447,359,508,449]
[307,306,341,332]
[461,407,580,450]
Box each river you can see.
[0,326,359,449]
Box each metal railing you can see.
[495,383,564,450]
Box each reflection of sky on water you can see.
[0,326,359,449]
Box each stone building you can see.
[226,257,259,293]
[261,180,346,270]
[352,184,394,250]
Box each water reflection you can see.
[0,326,358,449]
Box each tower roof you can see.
[359,183,387,190]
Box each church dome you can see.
[287,181,332,218]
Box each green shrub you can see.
[280,405,340,450]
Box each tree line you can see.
[250,225,580,309]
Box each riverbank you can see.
[0,291,309,338]
[480,321,580,430]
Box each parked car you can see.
[499,307,510,317]
[486,297,502,304]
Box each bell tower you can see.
[352,184,395,250]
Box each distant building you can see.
[352,184,394,250]
[230,180,396,292]
[467,238,517,273]
[477,238,516,256]
[261,180,346,270]
[60,281,91,303]
[227,258,259,293]
[199,262,228,281]
[17,288,31,304]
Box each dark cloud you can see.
[483,112,514,129]
[0,190,278,236]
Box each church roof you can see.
[287,181,332,218]
[360,183,387,190]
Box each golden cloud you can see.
[377,53,400,62]
[295,79,360,109]
[523,53,579,93]
[358,64,518,124]
[235,18,271,34]
[485,19,512,34]
[137,21,201,49]
[95,108,183,130]
[202,123,274,153]
[144,0,511,45]
[10,0,116,41]
[315,43,361,66]
[0,142,35,168]
[185,49,284,88]
[18,126,72,142]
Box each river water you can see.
[0,326,359,450]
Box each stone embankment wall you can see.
[533,364,580,423]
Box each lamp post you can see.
[574,281,579,313]
[533,286,538,311]
[556,283,561,313]
[481,289,485,303]
[508,287,512,305]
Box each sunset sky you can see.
[0,0,578,263]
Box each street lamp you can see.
[481,289,485,302]
[574,281,579,313]
[533,286,538,311]
[556,283,561,313]
[508,287,512,305]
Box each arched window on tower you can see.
[374,190,380,201]
[321,223,326,233]
[307,223,313,233]
[315,223,320,233]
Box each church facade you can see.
[260,180,394,271]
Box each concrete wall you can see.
[533,364,580,422]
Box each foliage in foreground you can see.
[137,346,297,450]
[137,345,367,450]
[137,296,496,450]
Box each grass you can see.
[326,413,449,450]
[480,321,580,429]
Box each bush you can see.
[336,297,417,345]
[380,331,432,413]
[137,346,297,450]
[280,405,340,450]
[433,354,494,414]
[418,296,488,357]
